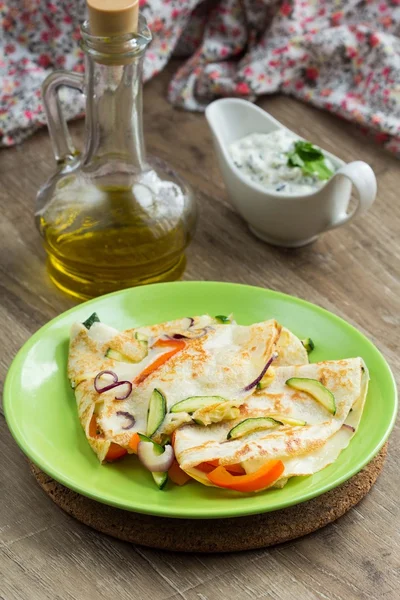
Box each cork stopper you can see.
[87,0,139,36]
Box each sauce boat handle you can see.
[327,161,377,230]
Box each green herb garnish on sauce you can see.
[286,141,334,181]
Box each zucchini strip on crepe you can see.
[174,358,369,490]
[68,314,284,463]
[68,311,368,494]
[69,314,215,462]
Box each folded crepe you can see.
[68,314,306,463]
[174,358,368,488]
[68,312,368,492]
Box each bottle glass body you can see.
[36,17,196,300]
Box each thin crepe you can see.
[68,315,303,462]
[174,358,369,487]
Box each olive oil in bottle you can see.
[36,5,196,300]
[37,171,195,300]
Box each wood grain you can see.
[0,60,399,599]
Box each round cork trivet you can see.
[30,444,387,553]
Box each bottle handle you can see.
[42,70,85,165]
[327,161,377,230]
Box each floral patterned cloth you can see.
[1,0,400,154]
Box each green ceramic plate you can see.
[4,282,397,519]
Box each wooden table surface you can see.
[0,62,399,600]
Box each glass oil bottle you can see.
[36,4,196,300]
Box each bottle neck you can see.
[83,54,146,171]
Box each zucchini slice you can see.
[147,389,167,437]
[138,433,162,446]
[170,395,227,414]
[285,377,336,415]
[151,471,168,490]
[135,332,148,342]
[227,417,283,440]
[105,348,134,362]
[134,332,148,354]
[137,434,169,489]
[214,315,231,324]
[301,338,315,353]
[269,415,307,426]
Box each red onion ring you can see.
[137,442,174,472]
[114,381,133,400]
[243,352,279,392]
[342,424,356,433]
[94,370,118,392]
[116,411,136,430]
[94,370,132,400]
[166,326,213,341]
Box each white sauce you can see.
[229,130,335,195]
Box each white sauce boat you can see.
[206,98,377,247]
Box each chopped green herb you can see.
[287,152,305,169]
[293,141,324,162]
[303,160,333,180]
[82,312,100,329]
[215,315,230,324]
[286,141,334,181]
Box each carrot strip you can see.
[134,339,185,385]
[89,414,97,438]
[207,460,284,492]
[168,460,191,486]
[129,432,141,454]
[153,339,184,348]
[105,443,127,462]
[171,430,177,447]
[89,415,127,461]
